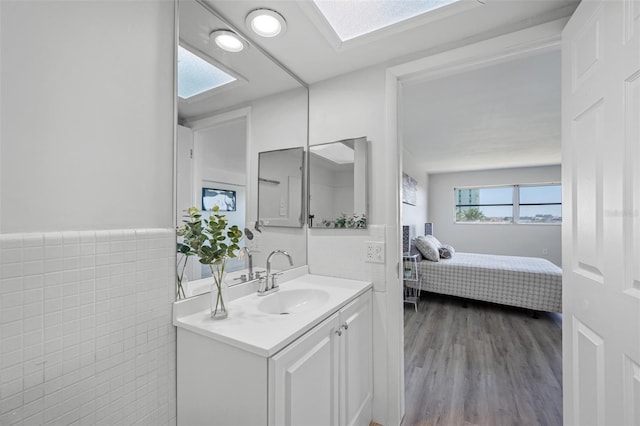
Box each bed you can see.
[406,251,563,313]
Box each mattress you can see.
[409,252,563,312]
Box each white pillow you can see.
[424,234,443,249]
[415,235,439,262]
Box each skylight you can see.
[312,0,460,41]
[177,45,236,99]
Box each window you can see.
[454,184,561,224]
[518,185,562,223]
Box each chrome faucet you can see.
[241,247,254,280]
[258,250,293,295]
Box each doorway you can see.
[389,21,566,425]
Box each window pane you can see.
[519,185,561,204]
[519,205,562,223]
[456,206,513,223]
[456,187,512,206]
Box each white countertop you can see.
[173,273,372,357]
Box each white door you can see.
[269,312,341,426]
[339,292,373,426]
[562,1,640,424]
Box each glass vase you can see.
[177,274,187,300]
[210,263,228,319]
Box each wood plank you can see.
[403,293,562,426]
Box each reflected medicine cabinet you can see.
[257,147,305,228]
[308,137,369,229]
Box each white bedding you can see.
[408,252,563,312]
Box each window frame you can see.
[454,183,562,225]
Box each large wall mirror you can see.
[308,137,369,229]
[175,0,308,298]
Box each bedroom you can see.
[400,49,563,424]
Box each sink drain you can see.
[280,312,290,315]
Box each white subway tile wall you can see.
[0,229,176,425]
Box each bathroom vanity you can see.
[173,270,373,426]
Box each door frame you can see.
[385,17,569,422]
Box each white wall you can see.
[247,87,308,271]
[196,119,246,187]
[309,161,354,224]
[308,66,403,426]
[402,151,428,244]
[0,1,174,233]
[428,165,562,266]
[0,2,176,425]
[196,121,247,275]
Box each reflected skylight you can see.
[312,0,460,41]
[177,46,236,99]
[311,143,354,164]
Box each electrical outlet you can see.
[365,241,385,264]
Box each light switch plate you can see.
[365,241,385,263]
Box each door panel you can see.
[573,320,605,425]
[573,100,604,281]
[623,355,640,425]
[563,1,640,425]
[625,71,640,295]
[571,5,603,90]
[340,292,372,426]
[269,313,340,426]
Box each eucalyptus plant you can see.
[177,206,243,316]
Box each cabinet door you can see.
[269,312,341,426]
[340,291,373,426]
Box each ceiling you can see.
[190,0,577,171]
[208,0,578,84]
[178,0,303,122]
[402,50,561,173]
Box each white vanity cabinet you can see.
[269,312,341,426]
[176,284,372,426]
[269,290,372,426]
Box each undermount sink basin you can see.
[257,289,330,315]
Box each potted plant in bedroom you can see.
[177,206,242,319]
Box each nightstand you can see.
[402,253,421,311]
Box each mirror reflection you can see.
[308,137,369,229]
[175,0,308,299]
[258,147,305,228]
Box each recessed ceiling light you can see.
[246,9,287,38]
[210,30,245,52]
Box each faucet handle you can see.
[270,272,284,288]
[257,275,268,294]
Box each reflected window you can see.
[202,188,236,212]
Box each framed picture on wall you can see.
[402,172,417,206]
[202,188,236,212]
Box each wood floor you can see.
[402,293,562,426]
